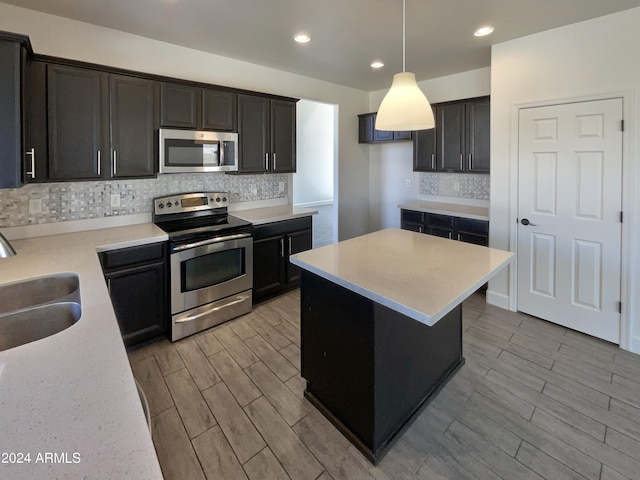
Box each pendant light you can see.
[375,0,434,131]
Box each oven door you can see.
[170,233,253,315]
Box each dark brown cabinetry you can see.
[0,33,31,188]
[99,242,168,348]
[414,96,489,173]
[160,82,236,131]
[238,95,296,173]
[400,208,488,246]
[47,64,156,180]
[252,216,312,304]
[358,112,412,144]
[24,59,48,182]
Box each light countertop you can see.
[0,223,167,479]
[232,205,317,225]
[290,228,513,326]
[399,200,490,221]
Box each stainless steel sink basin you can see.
[0,273,82,352]
[0,273,80,314]
[0,302,81,352]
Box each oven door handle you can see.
[174,294,251,323]
[172,232,251,252]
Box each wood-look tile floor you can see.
[128,291,640,480]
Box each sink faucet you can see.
[0,232,16,258]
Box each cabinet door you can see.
[358,114,375,143]
[106,261,167,347]
[253,234,286,302]
[286,228,312,285]
[373,127,394,142]
[271,99,296,172]
[202,89,236,131]
[0,40,22,188]
[436,103,465,172]
[24,59,48,182]
[413,127,436,172]
[109,75,155,178]
[160,82,199,129]
[466,100,490,172]
[393,130,412,141]
[455,217,489,246]
[238,94,270,173]
[47,64,104,180]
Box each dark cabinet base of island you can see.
[300,270,464,465]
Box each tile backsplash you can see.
[419,172,489,200]
[0,173,288,228]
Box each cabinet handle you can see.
[457,233,461,241]
[26,148,35,179]
[459,153,464,169]
[448,231,452,239]
[468,154,473,170]
[265,153,269,170]
[431,153,435,170]
[107,278,111,294]
[288,236,292,255]
[273,153,277,171]
[97,150,101,176]
[280,238,284,257]
[418,226,423,233]
[113,150,117,176]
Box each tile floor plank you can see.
[130,356,174,416]
[202,382,266,464]
[152,407,206,480]
[515,440,587,480]
[194,329,225,357]
[175,338,221,390]
[214,325,261,368]
[209,349,262,406]
[192,426,248,480]
[243,447,292,480]
[164,368,217,439]
[245,334,298,381]
[245,396,323,480]
[152,339,185,375]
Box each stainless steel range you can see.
[153,192,253,341]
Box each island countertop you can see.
[0,224,166,479]
[290,228,513,326]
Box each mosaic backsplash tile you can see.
[419,172,489,200]
[0,173,289,228]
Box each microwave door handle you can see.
[172,232,251,252]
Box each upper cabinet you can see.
[237,94,296,173]
[0,33,31,188]
[357,112,412,144]
[414,96,490,173]
[47,64,156,180]
[160,82,236,131]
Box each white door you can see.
[517,98,623,343]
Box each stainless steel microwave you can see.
[159,129,239,173]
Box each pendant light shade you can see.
[375,72,434,130]
[375,0,434,131]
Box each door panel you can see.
[517,98,622,343]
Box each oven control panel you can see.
[154,192,229,215]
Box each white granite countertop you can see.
[232,204,317,225]
[399,200,490,221]
[0,224,167,480]
[290,228,513,326]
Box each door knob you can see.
[520,218,538,226]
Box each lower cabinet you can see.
[253,217,312,304]
[99,242,168,348]
[400,209,488,247]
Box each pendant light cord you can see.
[402,0,406,73]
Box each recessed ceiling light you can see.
[371,61,384,69]
[294,33,311,43]
[474,25,494,37]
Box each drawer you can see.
[100,242,166,271]
[253,217,312,240]
[401,209,425,224]
[455,218,489,236]
[426,213,455,229]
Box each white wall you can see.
[368,68,491,231]
[0,2,369,240]
[491,8,640,352]
[293,99,334,206]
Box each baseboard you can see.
[486,290,512,311]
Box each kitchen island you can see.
[290,228,513,464]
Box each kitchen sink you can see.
[0,273,80,314]
[0,302,81,352]
[0,273,82,352]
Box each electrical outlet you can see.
[405,179,411,188]
[29,198,42,214]
[278,181,285,193]
[251,184,257,195]
[453,182,460,192]
[110,194,121,207]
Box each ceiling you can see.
[5,0,640,91]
